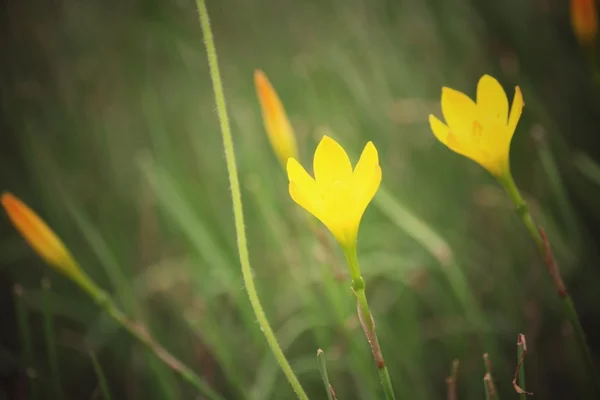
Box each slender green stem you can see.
[193,1,308,399]
[317,349,336,400]
[89,350,112,400]
[74,274,222,400]
[498,173,542,247]
[14,285,39,400]
[516,335,526,400]
[482,354,499,400]
[483,374,495,400]
[344,247,397,400]
[563,295,600,396]
[41,278,65,400]
[446,359,459,400]
[499,173,600,396]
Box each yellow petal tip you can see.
[515,86,523,101]
[320,135,335,144]
[286,157,295,173]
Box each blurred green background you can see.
[2,0,600,399]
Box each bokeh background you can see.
[2,0,600,399]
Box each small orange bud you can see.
[254,69,298,167]
[1,192,81,279]
[571,0,598,45]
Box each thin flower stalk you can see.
[429,75,600,397]
[513,334,531,399]
[499,174,600,397]
[287,135,396,399]
[345,246,396,400]
[1,193,222,400]
[194,1,308,399]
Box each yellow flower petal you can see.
[476,75,509,124]
[287,157,322,219]
[254,69,298,166]
[477,120,511,176]
[429,114,470,156]
[321,180,355,246]
[441,87,477,142]
[352,142,382,217]
[313,136,352,189]
[1,192,80,279]
[430,75,524,178]
[286,136,380,250]
[508,86,523,137]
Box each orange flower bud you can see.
[571,0,598,45]
[254,70,298,167]
[1,193,81,279]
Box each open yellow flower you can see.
[1,192,81,280]
[254,69,298,167]
[429,74,524,178]
[287,136,381,249]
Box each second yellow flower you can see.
[286,136,381,249]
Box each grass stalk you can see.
[483,373,497,400]
[71,273,222,400]
[499,173,600,397]
[100,291,221,399]
[41,278,65,400]
[89,350,112,400]
[193,0,308,398]
[344,247,396,400]
[14,284,39,400]
[317,349,337,400]
[446,359,459,400]
[517,346,526,400]
[513,334,531,399]
[482,354,498,400]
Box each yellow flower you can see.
[286,136,381,248]
[1,192,81,279]
[428,74,524,178]
[254,69,299,166]
[571,0,598,45]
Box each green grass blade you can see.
[317,349,336,400]
[89,350,112,400]
[41,278,65,400]
[14,284,39,400]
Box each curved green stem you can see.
[89,350,112,400]
[193,1,309,399]
[499,173,600,397]
[77,276,222,400]
[344,246,397,400]
[499,173,542,247]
